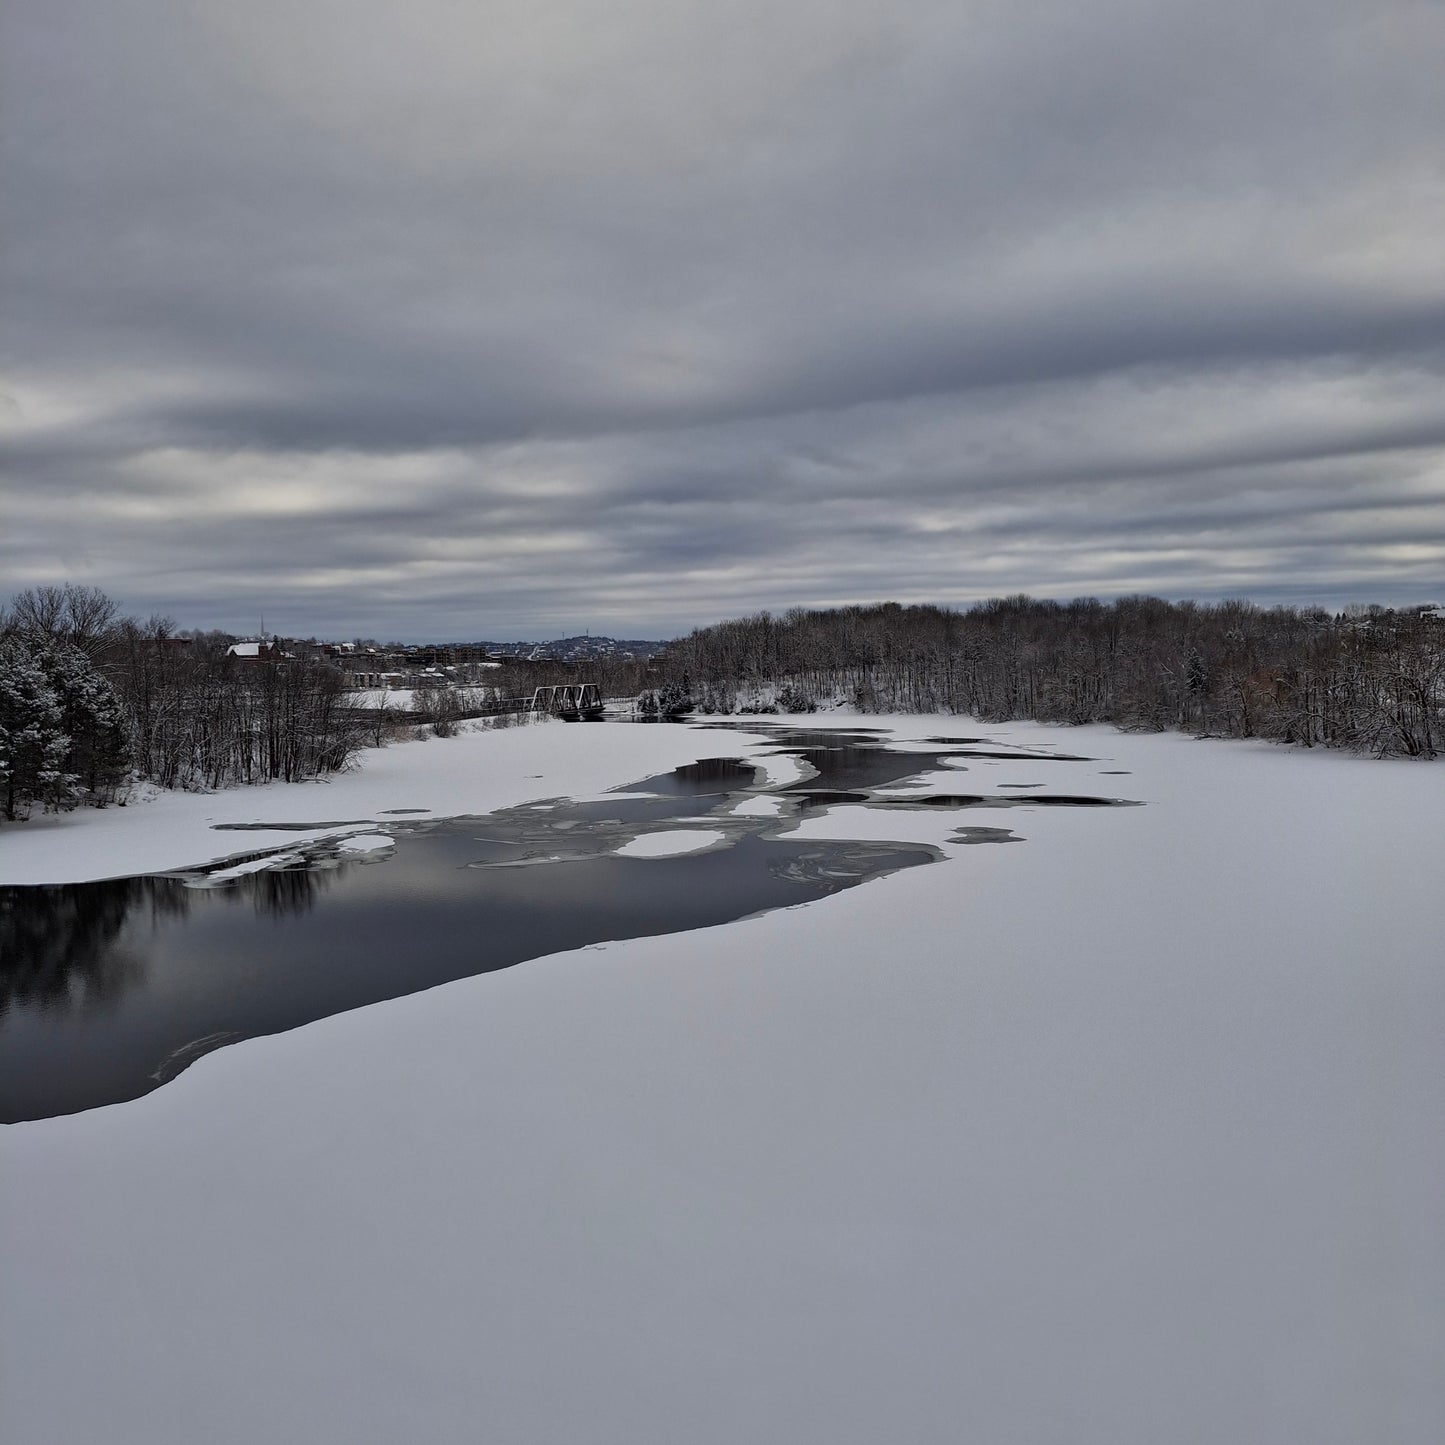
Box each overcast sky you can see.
[3,1,1443,639]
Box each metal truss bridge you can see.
[470,682,606,721]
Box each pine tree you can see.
[0,638,75,821]
[34,642,132,801]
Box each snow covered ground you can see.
[3,717,1443,1444]
[0,718,776,884]
[344,686,421,709]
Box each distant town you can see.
[226,634,671,691]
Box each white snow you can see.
[729,793,787,817]
[613,828,727,858]
[746,751,812,788]
[0,720,780,884]
[3,717,1443,1445]
[344,687,417,708]
[187,849,305,883]
[335,832,395,855]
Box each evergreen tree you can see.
[34,642,132,800]
[0,638,75,821]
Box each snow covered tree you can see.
[0,638,76,821]
[0,638,132,820]
[637,679,694,720]
[34,642,132,800]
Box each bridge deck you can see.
[353,682,611,723]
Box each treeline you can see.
[1,585,364,819]
[111,616,361,789]
[481,654,659,701]
[662,596,1445,757]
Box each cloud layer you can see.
[3,0,1444,637]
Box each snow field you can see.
[2,718,1442,1444]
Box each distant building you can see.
[227,640,284,662]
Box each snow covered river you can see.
[1,727,1137,1121]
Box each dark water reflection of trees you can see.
[246,864,329,918]
[0,878,164,1015]
[0,864,328,1018]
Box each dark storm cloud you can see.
[80,286,1445,458]
[3,0,1444,635]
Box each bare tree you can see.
[662,596,1444,758]
[8,584,119,657]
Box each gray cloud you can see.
[3,0,1444,637]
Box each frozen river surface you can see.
[2,716,1441,1445]
[1,729,1137,1121]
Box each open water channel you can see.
[0,726,1138,1121]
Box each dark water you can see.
[615,755,759,795]
[871,793,1141,809]
[767,736,975,791]
[0,821,933,1122]
[1,725,1137,1123]
[764,734,1096,789]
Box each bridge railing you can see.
[348,682,610,722]
[529,683,603,717]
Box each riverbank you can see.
[0,718,795,885]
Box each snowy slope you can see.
[2,719,1442,1445]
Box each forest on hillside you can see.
[661,597,1445,758]
[5,585,1442,823]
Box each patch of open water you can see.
[1,724,1138,1122]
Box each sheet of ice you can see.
[3,717,1443,1445]
[0,720,777,884]
[613,828,727,858]
[335,832,395,855]
[744,751,812,788]
[729,794,786,817]
[783,803,984,849]
[191,849,305,882]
